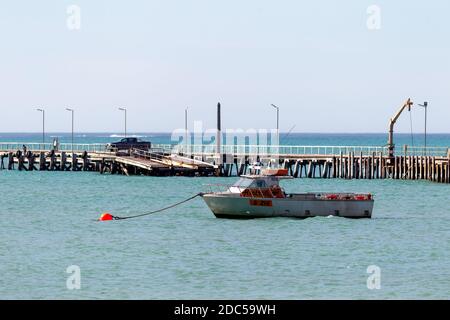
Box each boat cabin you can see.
[228,175,292,198]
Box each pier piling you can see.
[0,143,448,183]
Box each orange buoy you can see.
[99,213,114,221]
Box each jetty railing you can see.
[1,143,448,158]
[132,148,165,162]
[0,142,110,153]
[161,144,449,158]
[159,144,391,157]
[402,146,449,157]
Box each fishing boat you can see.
[201,169,374,219]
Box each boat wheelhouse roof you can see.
[240,174,294,180]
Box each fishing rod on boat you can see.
[98,193,204,221]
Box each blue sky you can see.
[0,0,449,133]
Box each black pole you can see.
[217,102,222,171]
[217,102,221,132]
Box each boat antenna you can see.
[279,125,296,144]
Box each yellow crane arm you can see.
[387,98,413,156]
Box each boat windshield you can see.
[232,178,254,188]
[232,177,270,188]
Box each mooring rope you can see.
[108,193,204,220]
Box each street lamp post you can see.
[36,108,45,145]
[271,104,280,145]
[118,107,127,138]
[418,102,428,155]
[66,108,74,154]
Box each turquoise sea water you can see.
[1,133,449,299]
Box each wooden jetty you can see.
[1,143,449,184]
[0,144,215,177]
[173,144,449,184]
[2,99,448,183]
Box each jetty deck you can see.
[0,143,215,176]
[1,143,449,183]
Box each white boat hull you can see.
[202,193,374,219]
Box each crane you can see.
[387,98,414,157]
